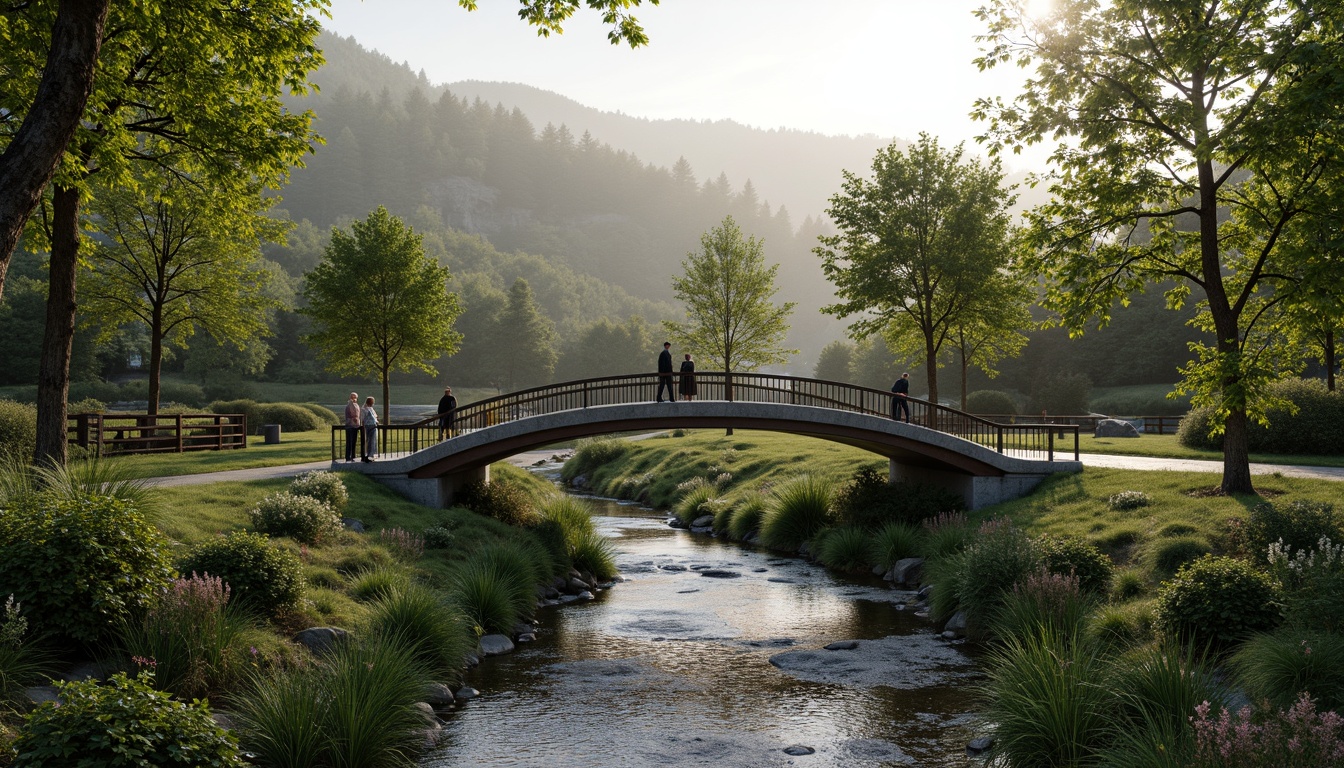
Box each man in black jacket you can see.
[655,342,676,403]
[891,373,911,422]
[438,386,458,439]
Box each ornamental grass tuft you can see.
[758,475,834,552]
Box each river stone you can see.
[1095,418,1141,438]
[885,557,925,586]
[783,745,815,756]
[769,634,977,690]
[212,712,234,730]
[578,590,595,599]
[455,686,479,701]
[691,514,715,528]
[479,634,515,656]
[424,683,454,706]
[753,567,768,573]
[872,564,887,576]
[342,517,365,532]
[567,577,590,593]
[767,577,796,584]
[570,474,587,487]
[699,569,742,578]
[967,736,994,755]
[944,611,969,636]
[24,686,59,706]
[293,626,350,654]
[560,594,581,604]
[916,585,934,601]
[517,632,536,643]
[412,701,442,728]
[661,563,688,571]
[667,517,688,529]
[824,640,860,651]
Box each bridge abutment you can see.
[888,459,1053,511]
[370,465,489,509]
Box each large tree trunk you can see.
[34,185,81,466]
[148,309,164,416]
[0,0,109,297]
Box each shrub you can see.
[117,573,250,700]
[1189,694,1344,768]
[457,478,537,526]
[1246,500,1338,560]
[990,570,1094,643]
[1176,406,1221,450]
[254,403,325,434]
[1179,379,1344,455]
[1155,555,1282,652]
[1038,536,1114,595]
[982,629,1111,768]
[249,492,342,545]
[949,519,1040,632]
[0,400,37,465]
[422,525,455,549]
[727,494,768,541]
[759,475,835,552]
[966,389,1018,415]
[1145,536,1212,580]
[287,471,348,512]
[0,495,173,645]
[1091,388,1192,417]
[178,532,305,616]
[296,403,339,425]
[12,672,243,767]
[561,436,630,482]
[364,582,472,681]
[815,527,870,572]
[869,521,924,570]
[207,399,261,429]
[922,511,972,559]
[1231,628,1344,713]
[1268,536,1344,633]
[1108,490,1152,511]
[831,466,963,531]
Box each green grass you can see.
[1076,433,1344,467]
[102,429,331,479]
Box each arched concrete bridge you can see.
[332,373,1081,510]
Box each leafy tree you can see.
[665,215,797,388]
[0,0,664,298]
[494,277,558,391]
[81,164,282,414]
[945,270,1033,410]
[817,134,1014,405]
[849,335,903,392]
[973,0,1344,493]
[302,206,463,422]
[814,339,854,382]
[556,315,655,381]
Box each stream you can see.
[425,479,985,767]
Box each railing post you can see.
[997,427,1004,454]
[1048,429,1055,462]
[583,380,589,409]
[176,414,184,452]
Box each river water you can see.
[426,488,985,768]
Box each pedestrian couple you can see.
[655,341,697,402]
[344,392,379,462]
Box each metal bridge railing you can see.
[330,373,1080,463]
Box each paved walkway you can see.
[144,450,1344,487]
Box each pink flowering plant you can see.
[1190,693,1344,768]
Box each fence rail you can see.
[977,413,1183,435]
[69,413,247,457]
[332,373,1081,463]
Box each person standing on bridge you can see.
[891,373,911,423]
[656,341,677,403]
[679,353,697,401]
[344,392,362,462]
[438,385,458,440]
[361,396,379,462]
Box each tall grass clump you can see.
[0,595,53,709]
[232,639,430,768]
[672,477,721,526]
[538,497,616,580]
[815,527,871,572]
[364,582,472,682]
[561,436,630,482]
[347,565,414,603]
[451,542,542,635]
[1087,600,1157,650]
[567,528,617,580]
[758,475,834,552]
[869,521,923,570]
[1099,642,1223,768]
[922,511,972,559]
[990,570,1094,643]
[117,573,251,700]
[1230,629,1344,713]
[981,629,1112,768]
[32,458,159,515]
[727,493,768,541]
[944,519,1040,634]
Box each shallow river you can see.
[425,492,985,768]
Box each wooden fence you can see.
[68,413,247,457]
[977,414,1183,435]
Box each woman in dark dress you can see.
[679,354,697,401]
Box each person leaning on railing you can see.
[438,386,458,439]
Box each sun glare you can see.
[1024,0,1056,20]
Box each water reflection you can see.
[425,494,983,768]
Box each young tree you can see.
[816,134,1015,405]
[973,0,1344,493]
[0,0,663,299]
[813,340,854,382]
[494,277,559,391]
[944,271,1034,410]
[556,315,655,381]
[81,166,282,414]
[302,207,463,423]
[664,216,797,389]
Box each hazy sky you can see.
[323,0,1046,171]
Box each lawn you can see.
[110,429,331,478]
[1077,433,1344,468]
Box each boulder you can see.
[783,745,816,756]
[455,686,479,701]
[1094,418,1141,438]
[424,683,455,706]
[24,686,59,706]
[478,634,515,656]
[342,517,365,532]
[412,702,443,728]
[690,514,715,529]
[884,557,925,586]
[824,640,859,651]
[293,626,350,654]
[967,737,994,756]
[567,577,590,593]
[943,611,969,636]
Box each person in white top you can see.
[360,396,379,462]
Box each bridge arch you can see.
[334,374,1080,510]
